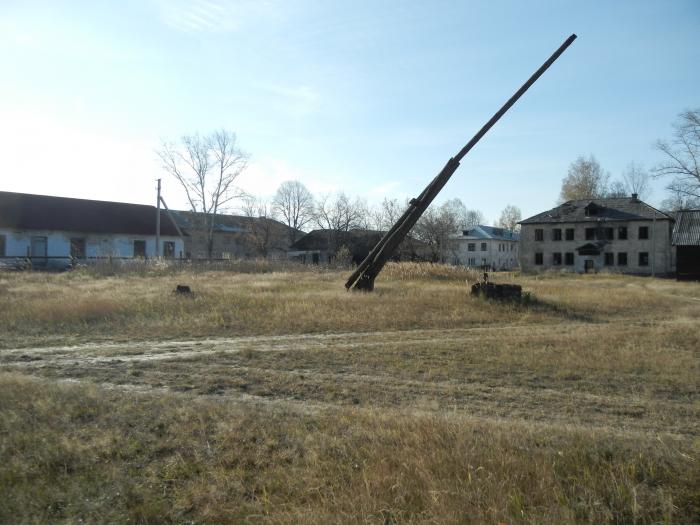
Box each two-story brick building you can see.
[519,195,674,275]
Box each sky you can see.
[0,0,698,224]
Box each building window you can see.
[133,240,146,258]
[535,229,544,241]
[163,241,176,258]
[618,226,627,240]
[0,234,5,257]
[553,229,562,241]
[585,228,595,240]
[604,253,614,266]
[552,252,562,265]
[467,243,476,252]
[604,228,614,240]
[70,238,86,259]
[535,252,543,265]
[617,252,628,266]
[565,252,574,265]
[639,252,649,266]
[468,257,476,266]
[565,228,574,241]
[639,226,649,240]
[480,242,487,251]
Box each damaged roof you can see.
[672,209,700,246]
[0,191,181,236]
[456,225,519,241]
[520,197,673,225]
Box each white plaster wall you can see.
[453,238,519,269]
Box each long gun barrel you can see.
[345,34,577,291]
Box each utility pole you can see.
[156,178,161,257]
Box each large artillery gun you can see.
[345,34,577,291]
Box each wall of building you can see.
[452,238,519,270]
[519,220,674,275]
[0,228,183,268]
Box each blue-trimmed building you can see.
[450,225,520,270]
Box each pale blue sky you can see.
[1,0,698,223]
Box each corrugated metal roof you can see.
[0,191,181,236]
[672,209,700,246]
[454,225,520,241]
[520,197,673,224]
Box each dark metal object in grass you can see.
[174,284,194,296]
[471,282,522,300]
[345,34,577,292]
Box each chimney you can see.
[631,193,638,201]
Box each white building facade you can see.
[451,225,520,270]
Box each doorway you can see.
[584,259,595,273]
[31,236,48,267]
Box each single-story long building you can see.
[0,191,184,269]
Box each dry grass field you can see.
[1,263,698,524]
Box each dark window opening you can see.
[553,229,562,241]
[535,229,544,241]
[604,253,614,266]
[133,240,146,258]
[617,252,628,266]
[163,241,175,258]
[70,238,86,259]
[312,253,319,264]
[618,226,628,240]
[467,243,476,252]
[480,242,487,251]
[565,228,574,241]
[565,252,574,265]
[639,252,649,266]
[639,226,649,240]
[0,234,5,257]
[604,228,614,240]
[552,252,562,265]
[535,252,543,265]
[585,228,595,240]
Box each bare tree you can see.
[497,205,522,231]
[621,162,651,200]
[157,129,248,258]
[314,192,368,253]
[242,197,274,257]
[559,155,609,202]
[272,180,315,244]
[371,197,404,231]
[654,109,700,202]
[606,180,628,198]
[413,202,460,262]
[660,189,700,212]
[465,209,485,228]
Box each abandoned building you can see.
[0,191,184,269]
[672,209,700,280]
[519,195,674,274]
[450,225,520,270]
[288,229,427,264]
[171,211,300,260]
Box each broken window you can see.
[565,228,575,241]
[638,226,649,240]
[552,252,562,265]
[553,228,562,241]
[133,240,146,258]
[604,228,614,240]
[535,252,543,265]
[639,252,649,266]
[467,243,476,252]
[480,242,487,251]
[585,228,595,240]
[565,252,574,265]
[617,252,628,266]
[618,226,628,240]
[70,238,86,259]
[535,229,544,241]
[163,241,176,258]
[604,253,614,265]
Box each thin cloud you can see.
[153,0,281,34]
